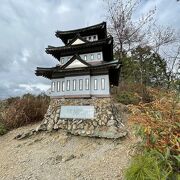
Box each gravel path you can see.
[0,123,138,180]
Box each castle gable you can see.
[61,54,90,69]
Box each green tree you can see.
[120,46,167,86]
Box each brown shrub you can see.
[1,93,50,129]
[128,89,180,155]
[6,96,20,105]
[114,83,153,104]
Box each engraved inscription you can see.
[60,106,95,119]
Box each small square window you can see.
[91,54,94,60]
[84,55,87,60]
[97,53,101,60]
[79,79,83,90]
[61,58,64,64]
[93,35,96,40]
[88,36,92,40]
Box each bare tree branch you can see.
[104,0,155,61]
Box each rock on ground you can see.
[0,123,138,180]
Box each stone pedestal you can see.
[37,97,127,138]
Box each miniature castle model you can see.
[35,22,127,138]
[36,22,120,98]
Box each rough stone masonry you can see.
[37,97,127,139]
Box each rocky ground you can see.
[0,123,138,180]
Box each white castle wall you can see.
[49,75,110,98]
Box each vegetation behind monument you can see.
[105,0,180,179]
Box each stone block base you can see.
[37,97,127,139]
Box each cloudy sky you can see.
[0,0,179,99]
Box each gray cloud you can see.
[0,0,104,99]
[0,0,179,99]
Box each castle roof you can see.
[46,36,113,62]
[35,60,120,86]
[55,22,107,44]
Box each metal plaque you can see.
[60,106,95,119]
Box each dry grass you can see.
[0,93,50,130]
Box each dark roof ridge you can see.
[56,22,106,36]
[36,59,119,71]
[46,36,113,52]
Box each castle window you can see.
[79,79,83,90]
[91,54,94,60]
[97,53,101,60]
[61,58,64,64]
[51,82,55,92]
[88,36,92,41]
[66,80,70,91]
[94,79,98,90]
[101,78,105,90]
[85,78,89,90]
[84,55,87,60]
[57,81,60,92]
[62,81,65,92]
[93,35,97,40]
[73,80,76,91]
